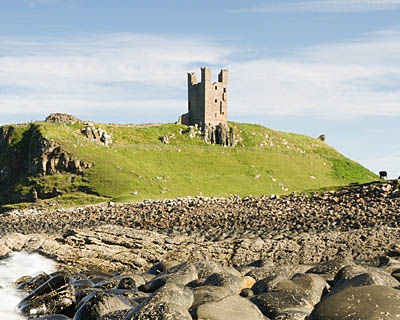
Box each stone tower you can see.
[180,67,228,128]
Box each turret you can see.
[201,67,211,83]
[188,72,197,86]
[218,69,228,83]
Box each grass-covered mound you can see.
[0,121,377,209]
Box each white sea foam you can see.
[0,252,56,320]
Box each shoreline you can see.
[2,180,400,319]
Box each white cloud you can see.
[228,0,400,14]
[0,33,232,123]
[1,30,400,124]
[228,30,400,118]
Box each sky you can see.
[1,0,399,177]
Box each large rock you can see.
[17,273,53,292]
[306,258,354,281]
[191,286,232,309]
[195,295,266,320]
[203,270,242,295]
[251,291,313,318]
[247,265,305,282]
[124,302,192,320]
[329,269,399,296]
[309,285,400,319]
[45,113,81,124]
[141,262,198,292]
[194,260,225,283]
[81,124,112,146]
[272,273,328,305]
[144,282,194,309]
[18,275,75,318]
[73,292,133,320]
[252,275,287,295]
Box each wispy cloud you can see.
[1,29,400,125]
[228,0,400,14]
[0,33,232,123]
[229,30,400,118]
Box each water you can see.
[0,252,56,320]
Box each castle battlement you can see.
[179,67,228,129]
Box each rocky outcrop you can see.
[45,113,82,124]
[0,124,91,203]
[81,123,112,146]
[186,124,237,146]
[0,126,24,184]
[1,124,90,181]
[28,130,91,176]
[0,125,13,153]
[204,124,236,146]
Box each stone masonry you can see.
[179,67,228,129]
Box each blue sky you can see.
[1,0,400,177]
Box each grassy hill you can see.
[0,121,378,210]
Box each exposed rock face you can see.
[0,124,91,203]
[0,126,24,184]
[0,125,13,152]
[28,130,91,176]
[45,113,82,124]
[204,124,236,146]
[1,125,90,181]
[186,124,236,146]
[81,123,112,146]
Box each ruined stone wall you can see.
[204,68,228,128]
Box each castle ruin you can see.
[180,67,228,128]
[179,67,235,146]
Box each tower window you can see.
[215,86,218,90]
[220,102,223,114]
[223,88,226,93]
[215,99,217,103]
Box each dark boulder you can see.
[309,285,400,319]
[194,295,265,320]
[18,275,75,318]
[73,291,132,320]
[250,291,313,318]
[16,273,52,292]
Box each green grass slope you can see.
[1,121,378,209]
